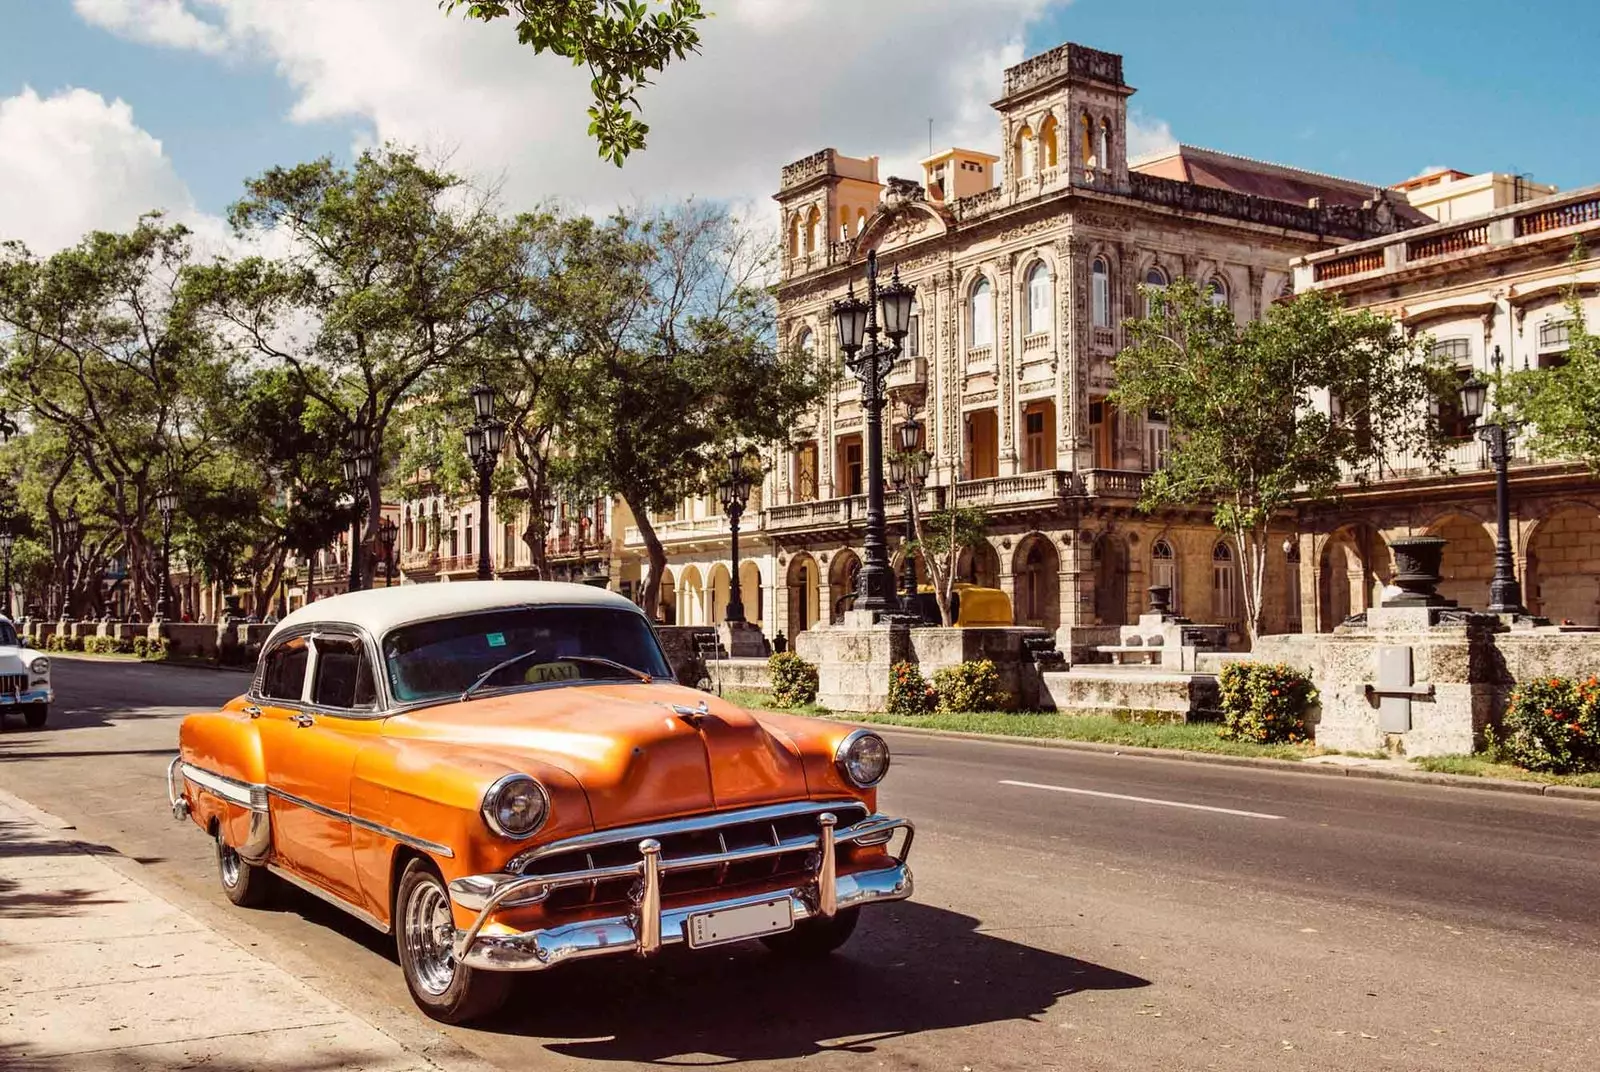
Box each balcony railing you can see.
[1092,327,1116,351]
[966,345,995,367]
[1081,469,1148,498]
[624,515,732,548]
[1516,194,1600,237]
[1021,332,1051,354]
[953,471,1071,507]
[1340,435,1538,482]
[1405,222,1489,262]
[1313,248,1385,282]
[438,554,476,574]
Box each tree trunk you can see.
[1235,524,1268,646]
[627,497,666,620]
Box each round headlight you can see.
[29,657,48,675]
[835,730,890,788]
[481,774,548,839]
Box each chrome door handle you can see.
[290,713,316,728]
[243,704,263,718]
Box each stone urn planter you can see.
[1386,535,1448,606]
[1147,584,1173,616]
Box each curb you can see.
[837,719,1600,803]
[53,652,252,674]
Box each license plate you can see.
[686,897,793,949]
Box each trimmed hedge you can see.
[45,633,83,653]
[886,661,936,716]
[81,635,134,655]
[932,659,1004,714]
[132,636,171,662]
[768,651,819,708]
[1497,675,1600,774]
[1217,662,1316,744]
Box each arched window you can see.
[1212,542,1238,623]
[1025,262,1052,334]
[1092,257,1111,327]
[907,298,920,359]
[856,207,868,235]
[1039,115,1059,169]
[1151,538,1177,612]
[804,206,821,253]
[1099,118,1111,171]
[1015,124,1036,178]
[969,277,994,349]
[787,214,801,259]
[795,327,815,357]
[1207,275,1230,310]
[839,207,851,242]
[1143,265,1168,315]
[1081,113,1094,166]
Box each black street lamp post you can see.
[0,530,13,620]
[833,251,916,615]
[717,449,756,623]
[155,486,178,621]
[378,516,398,588]
[465,383,506,582]
[59,505,80,621]
[888,412,932,612]
[342,441,373,594]
[1458,345,1526,615]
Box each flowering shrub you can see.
[886,661,936,716]
[1499,676,1600,773]
[768,651,819,708]
[1217,662,1317,744]
[932,659,1005,713]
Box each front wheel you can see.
[22,704,47,729]
[761,907,860,959]
[395,859,510,1024]
[215,827,272,907]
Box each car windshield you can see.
[0,622,16,647]
[382,606,673,704]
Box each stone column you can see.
[998,254,1018,475]
[1058,233,1092,471]
[995,537,1018,623]
[1300,531,1322,634]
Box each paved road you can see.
[2,657,1598,1071]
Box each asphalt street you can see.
[2,656,1597,1071]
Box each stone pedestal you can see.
[717,620,770,659]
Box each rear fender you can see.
[178,698,270,862]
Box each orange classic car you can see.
[166,582,914,1022]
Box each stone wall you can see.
[707,657,772,697]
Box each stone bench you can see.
[1094,644,1165,666]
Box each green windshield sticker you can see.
[486,632,507,648]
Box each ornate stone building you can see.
[764,41,1416,649]
[1290,182,1600,630]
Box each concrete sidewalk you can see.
[0,789,471,1072]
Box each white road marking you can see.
[999,779,1286,820]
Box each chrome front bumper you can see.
[0,687,51,706]
[449,810,914,972]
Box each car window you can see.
[384,606,673,703]
[260,636,310,703]
[311,635,377,710]
[0,622,17,647]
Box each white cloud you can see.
[1127,111,1178,161]
[72,0,228,54]
[0,87,209,254]
[74,0,1124,216]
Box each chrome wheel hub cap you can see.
[405,881,457,996]
[217,839,241,889]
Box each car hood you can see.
[0,648,36,673]
[381,682,811,829]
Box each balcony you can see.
[1021,332,1051,354]
[953,470,1074,508]
[1081,469,1147,499]
[1341,435,1537,484]
[438,554,476,575]
[623,514,733,548]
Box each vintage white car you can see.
[0,616,52,728]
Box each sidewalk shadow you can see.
[0,1042,406,1072]
[484,899,1149,1062]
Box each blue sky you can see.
[2,0,1597,250]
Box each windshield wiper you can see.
[460,650,652,702]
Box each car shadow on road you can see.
[481,900,1149,1062]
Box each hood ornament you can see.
[668,700,710,727]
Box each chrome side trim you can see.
[507,799,868,872]
[267,864,391,935]
[267,787,456,860]
[181,763,269,812]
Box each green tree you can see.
[185,146,523,587]
[1112,279,1451,642]
[912,506,990,627]
[0,217,231,617]
[443,0,707,166]
[1506,247,1600,468]
[558,203,828,617]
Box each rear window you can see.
[383,606,672,703]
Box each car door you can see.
[256,630,382,906]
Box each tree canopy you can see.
[443,0,707,166]
[1112,279,1451,641]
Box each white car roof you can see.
[267,581,644,644]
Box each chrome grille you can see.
[513,801,871,910]
[0,673,27,694]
